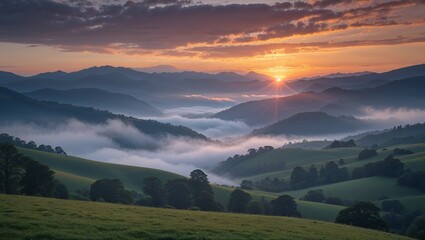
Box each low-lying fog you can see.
[1,106,425,184]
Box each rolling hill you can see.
[214,75,425,126]
[287,63,425,92]
[0,87,207,147]
[26,88,162,116]
[0,194,408,240]
[252,112,369,136]
[17,147,344,222]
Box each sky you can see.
[0,0,425,79]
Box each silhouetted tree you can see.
[247,201,264,214]
[54,180,69,199]
[143,176,164,207]
[20,157,55,197]
[358,149,377,160]
[165,179,192,209]
[240,180,254,190]
[271,195,301,217]
[227,189,252,213]
[189,169,220,211]
[290,166,308,189]
[0,143,24,194]
[302,189,325,203]
[381,200,405,214]
[335,202,388,231]
[398,171,425,192]
[90,179,133,204]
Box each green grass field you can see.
[0,194,409,240]
[282,177,424,202]
[18,147,343,222]
[18,147,183,192]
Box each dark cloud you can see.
[188,36,425,58]
[0,0,423,55]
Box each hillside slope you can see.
[214,75,425,126]
[17,147,343,222]
[252,112,369,136]
[0,194,408,240]
[26,88,162,116]
[0,87,207,145]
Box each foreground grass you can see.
[0,194,409,240]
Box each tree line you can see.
[0,133,66,155]
[0,143,68,199]
[87,169,301,218]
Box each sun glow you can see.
[275,76,283,83]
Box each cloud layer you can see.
[0,0,424,57]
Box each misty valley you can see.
[1,1,425,239]
[1,63,425,240]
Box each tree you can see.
[165,179,192,209]
[189,169,219,211]
[143,176,164,207]
[55,146,67,155]
[227,189,252,213]
[247,201,263,214]
[302,189,325,203]
[90,179,133,204]
[358,149,377,160]
[54,180,69,199]
[335,202,388,231]
[240,180,254,190]
[0,143,25,194]
[20,157,55,197]
[381,156,404,177]
[271,195,301,217]
[381,200,405,214]
[407,215,425,240]
[194,190,221,211]
[290,166,307,189]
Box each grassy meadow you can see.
[0,194,409,240]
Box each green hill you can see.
[252,112,368,136]
[0,194,408,240]
[17,147,183,193]
[215,147,363,178]
[17,147,345,222]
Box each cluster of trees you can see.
[398,171,425,192]
[334,198,425,238]
[244,153,406,194]
[358,149,377,160]
[228,189,301,217]
[137,170,222,211]
[356,123,425,147]
[0,133,66,155]
[241,177,288,192]
[214,146,276,177]
[0,143,68,199]
[335,202,388,231]
[290,162,350,190]
[90,179,133,204]
[325,139,356,149]
[351,155,404,179]
[301,189,345,206]
[379,200,424,237]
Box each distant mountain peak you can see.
[134,65,180,73]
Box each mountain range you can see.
[0,87,207,148]
[214,74,425,126]
[25,88,162,116]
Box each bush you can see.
[358,149,377,160]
